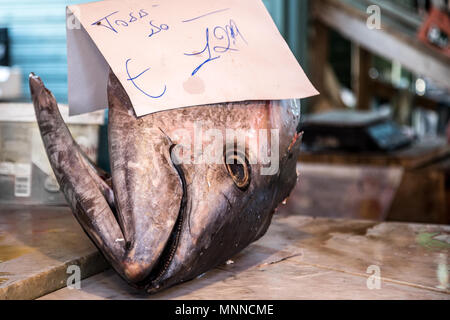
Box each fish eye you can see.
[224,148,251,191]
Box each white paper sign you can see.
[67,0,318,117]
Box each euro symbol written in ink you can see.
[125,58,167,99]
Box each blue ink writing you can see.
[184,28,220,76]
[149,20,169,38]
[182,8,230,23]
[125,58,167,99]
[92,9,150,34]
[213,19,247,53]
[184,20,247,76]
[115,19,128,27]
[129,12,138,23]
[91,11,120,33]
[139,9,149,18]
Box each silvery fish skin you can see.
[29,71,302,293]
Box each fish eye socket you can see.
[224,149,251,191]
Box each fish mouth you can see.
[30,71,189,290]
[138,146,188,289]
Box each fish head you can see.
[126,88,303,292]
[146,138,302,292]
[30,71,302,293]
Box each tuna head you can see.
[29,71,302,293]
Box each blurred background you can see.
[0,0,449,224]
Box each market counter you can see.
[0,205,108,299]
[0,205,448,300]
[44,210,450,300]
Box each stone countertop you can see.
[0,205,448,300]
[0,205,108,300]
[39,212,449,300]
